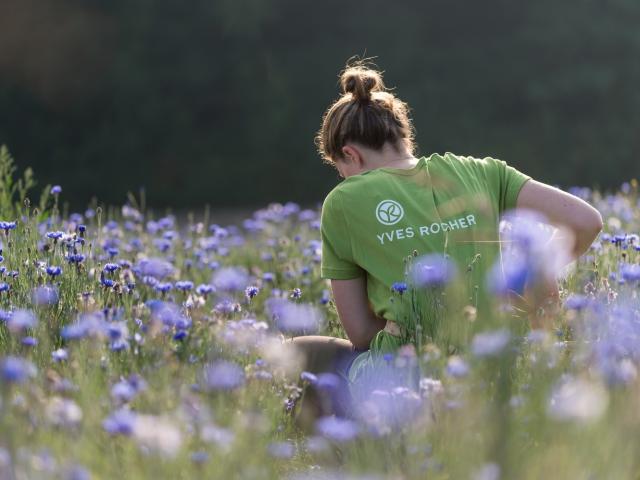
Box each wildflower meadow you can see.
[0,144,639,480]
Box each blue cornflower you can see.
[173,330,188,341]
[564,294,590,311]
[135,257,175,280]
[300,371,318,384]
[319,289,331,305]
[620,263,640,282]
[191,451,209,464]
[410,254,457,288]
[155,282,173,293]
[245,285,260,299]
[32,285,59,306]
[0,221,17,232]
[111,380,137,403]
[391,281,408,295]
[103,263,120,273]
[262,272,275,283]
[50,185,62,195]
[67,253,86,264]
[101,278,115,288]
[51,348,68,362]
[196,284,214,296]
[211,266,248,292]
[102,409,136,436]
[46,231,64,241]
[471,329,511,357]
[446,356,470,378]
[202,360,245,391]
[315,416,360,443]
[290,288,302,299]
[1,356,37,383]
[46,265,62,277]
[78,224,86,233]
[267,441,295,459]
[176,281,194,291]
[21,336,38,347]
[118,259,132,269]
[7,309,37,333]
[0,283,9,293]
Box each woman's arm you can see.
[330,276,387,350]
[516,179,603,260]
[513,179,603,327]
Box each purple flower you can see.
[154,282,173,293]
[7,309,37,333]
[202,360,245,391]
[300,371,318,384]
[46,265,62,277]
[111,380,137,403]
[213,299,241,315]
[487,254,530,296]
[46,231,64,241]
[175,280,194,291]
[620,263,640,282]
[32,285,59,306]
[245,285,260,299]
[267,298,324,334]
[211,267,249,292]
[315,416,360,442]
[191,451,209,464]
[103,263,120,273]
[1,356,37,383]
[266,441,295,459]
[391,281,408,294]
[290,287,302,299]
[103,409,137,436]
[67,253,86,264]
[262,272,275,283]
[21,336,38,347]
[196,284,215,296]
[135,257,175,280]
[471,329,511,357]
[0,221,17,231]
[446,356,470,378]
[51,348,69,362]
[564,294,590,311]
[51,185,62,195]
[409,254,457,288]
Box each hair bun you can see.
[340,65,385,102]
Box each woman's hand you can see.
[330,276,387,350]
[516,179,603,261]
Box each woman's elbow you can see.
[583,209,604,239]
[574,209,603,255]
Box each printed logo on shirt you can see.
[375,200,404,226]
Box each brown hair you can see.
[314,57,417,166]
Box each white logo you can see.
[375,200,404,225]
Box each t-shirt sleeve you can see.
[320,190,364,280]
[476,156,531,213]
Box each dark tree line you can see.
[0,0,638,210]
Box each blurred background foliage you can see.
[0,0,638,210]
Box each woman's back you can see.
[320,151,531,333]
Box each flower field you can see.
[0,146,639,480]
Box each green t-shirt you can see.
[320,152,531,381]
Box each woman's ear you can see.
[342,144,364,167]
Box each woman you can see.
[288,59,603,417]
